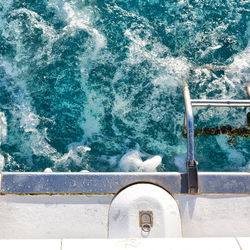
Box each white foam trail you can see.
[4,8,58,66]
[0,6,55,159]
[110,25,190,158]
[80,170,89,173]
[63,1,106,48]
[44,168,53,173]
[226,42,250,86]
[124,27,190,86]
[54,145,91,171]
[53,1,108,138]
[118,150,162,172]
[0,2,98,170]
[0,60,60,165]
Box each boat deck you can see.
[0,238,249,250]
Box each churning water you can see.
[0,0,249,172]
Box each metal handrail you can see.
[191,100,250,107]
[183,84,198,193]
[183,83,250,193]
[247,82,250,98]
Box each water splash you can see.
[0,0,249,172]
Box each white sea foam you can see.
[124,26,190,86]
[118,150,162,172]
[44,168,53,173]
[226,41,250,87]
[0,1,99,170]
[110,25,189,158]
[4,8,58,66]
[54,145,91,171]
[63,1,106,52]
[58,1,109,139]
[0,59,60,167]
[80,169,89,173]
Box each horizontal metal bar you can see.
[198,173,250,193]
[191,99,250,107]
[0,172,188,194]
[1,172,250,194]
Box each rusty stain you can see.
[183,125,250,138]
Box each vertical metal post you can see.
[183,84,198,193]
[246,82,250,98]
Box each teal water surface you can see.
[0,0,249,172]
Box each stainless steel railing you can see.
[191,99,250,107]
[247,82,250,98]
[183,83,250,193]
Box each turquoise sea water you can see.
[0,0,249,172]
